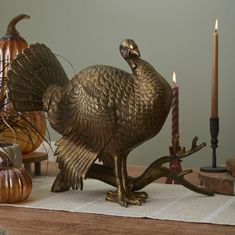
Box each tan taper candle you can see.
[211,19,218,118]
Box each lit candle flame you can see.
[172,72,177,86]
[215,19,218,32]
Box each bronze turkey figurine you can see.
[7,39,173,207]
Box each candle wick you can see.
[214,19,218,32]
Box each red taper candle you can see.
[171,72,179,145]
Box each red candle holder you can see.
[166,135,183,184]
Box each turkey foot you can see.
[51,172,70,192]
[106,190,147,207]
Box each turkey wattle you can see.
[7,39,172,206]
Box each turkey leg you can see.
[121,155,148,204]
[106,154,147,207]
[106,155,127,207]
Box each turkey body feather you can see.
[7,39,172,206]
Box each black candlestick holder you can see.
[200,117,227,172]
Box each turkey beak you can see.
[129,48,141,57]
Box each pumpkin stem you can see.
[6,14,30,37]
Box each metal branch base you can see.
[86,136,214,197]
[52,136,214,202]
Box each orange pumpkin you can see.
[0,151,32,203]
[0,14,46,153]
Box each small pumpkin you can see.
[0,151,32,203]
[0,14,46,154]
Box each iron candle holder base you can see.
[200,165,227,173]
[200,117,227,173]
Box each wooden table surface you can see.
[1,162,235,235]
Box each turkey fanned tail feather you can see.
[7,43,69,111]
